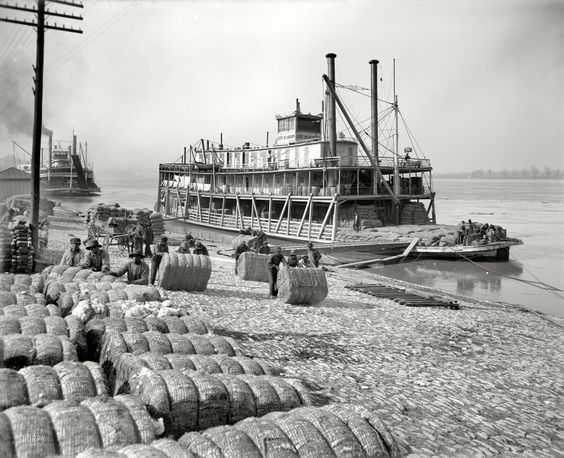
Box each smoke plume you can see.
[0,60,34,137]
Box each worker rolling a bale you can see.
[267,247,287,298]
[234,240,249,274]
[150,235,169,285]
[110,251,150,285]
[277,265,328,305]
[307,242,322,267]
[192,241,208,256]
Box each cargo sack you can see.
[157,253,211,292]
[129,369,311,437]
[277,266,328,305]
[0,361,108,410]
[236,252,270,282]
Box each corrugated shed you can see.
[0,167,31,202]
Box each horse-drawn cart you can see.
[87,218,137,253]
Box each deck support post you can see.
[318,196,336,239]
[235,194,244,229]
[332,199,339,242]
[268,194,272,232]
[197,191,202,222]
[208,194,213,224]
[275,194,291,233]
[287,195,292,235]
[251,194,262,231]
[221,193,225,227]
[297,194,313,237]
[308,199,313,241]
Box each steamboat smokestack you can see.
[326,53,337,158]
[369,59,380,193]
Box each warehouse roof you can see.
[0,167,32,180]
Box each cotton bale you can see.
[236,252,270,282]
[277,266,328,305]
[157,253,211,292]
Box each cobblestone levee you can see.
[44,214,564,457]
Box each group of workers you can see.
[59,232,209,286]
[60,228,321,297]
[266,242,322,298]
[456,220,508,246]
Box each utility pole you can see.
[0,0,83,254]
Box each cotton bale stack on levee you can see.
[172,404,398,457]
[0,315,87,360]
[0,334,78,369]
[111,351,279,395]
[0,360,108,410]
[126,367,312,438]
[157,252,211,291]
[236,252,270,282]
[0,303,60,318]
[0,224,11,273]
[85,315,211,362]
[277,266,328,305]
[0,394,159,457]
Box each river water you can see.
[59,171,564,318]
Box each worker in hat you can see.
[110,251,149,285]
[177,233,195,254]
[192,240,209,256]
[234,240,249,274]
[150,235,169,285]
[287,250,299,267]
[267,246,287,298]
[80,239,111,274]
[258,241,271,254]
[307,242,322,267]
[59,237,83,267]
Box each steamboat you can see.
[41,132,100,196]
[157,54,440,248]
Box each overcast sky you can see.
[1,0,562,174]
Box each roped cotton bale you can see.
[111,352,276,396]
[157,253,211,292]
[236,252,270,282]
[0,334,77,369]
[0,361,108,410]
[0,394,158,457]
[129,369,311,438]
[85,315,210,363]
[277,266,328,305]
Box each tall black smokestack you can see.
[370,59,380,193]
[325,53,337,158]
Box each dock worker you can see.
[287,250,299,267]
[193,241,209,256]
[150,235,169,285]
[80,239,111,274]
[299,254,311,267]
[258,241,271,254]
[143,222,154,258]
[307,242,322,267]
[177,233,195,254]
[267,247,287,298]
[110,251,150,285]
[234,240,249,274]
[59,237,83,267]
[132,222,145,253]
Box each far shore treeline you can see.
[435,167,564,180]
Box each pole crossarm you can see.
[45,23,82,32]
[0,16,37,26]
[46,9,83,20]
[47,0,83,8]
[322,73,400,205]
[0,3,37,13]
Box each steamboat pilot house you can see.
[157,54,435,243]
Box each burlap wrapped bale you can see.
[237,375,282,417]
[107,288,129,303]
[0,291,17,306]
[55,361,98,402]
[321,404,398,457]
[34,334,77,366]
[157,253,211,292]
[74,269,94,282]
[81,396,143,449]
[234,417,299,456]
[287,407,365,457]
[213,374,256,424]
[5,405,58,457]
[114,394,158,445]
[277,266,328,305]
[178,432,224,457]
[2,334,36,369]
[46,281,66,304]
[61,266,82,283]
[20,365,62,407]
[0,369,28,410]
[202,425,262,457]
[0,316,21,335]
[236,252,270,282]
[45,401,101,456]
[263,410,335,457]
